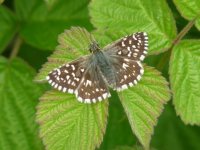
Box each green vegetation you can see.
[0,0,200,150]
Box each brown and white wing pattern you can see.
[46,57,110,103]
[111,57,144,91]
[46,57,86,94]
[104,32,148,91]
[104,32,148,61]
[75,69,111,103]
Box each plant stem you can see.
[173,18,196,45]
[9,36,23,60]
[156,19,196,70]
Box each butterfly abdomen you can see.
[94,51,116,87]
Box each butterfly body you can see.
[93,50,117,88]
[46,29,148,103]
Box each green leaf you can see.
[173,0,200,30]
[44,0,58,8]
[169,40,200,125]
[119,66,170,150]
[89,0,177,54]
[34,27,94,82]
[36,90,108,150]
[15,0,93,50]
[0,56,44,150]
[0,6,17,53]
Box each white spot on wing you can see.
[68,89,73,93]
[140,55,145,61]
[85,80,92,86]
[58,86,62,91]
[85,99,91,103]
[137,75,141,80]
[122,41,125,47]
[122,84,128,90]
[46,76,50,80]
[78,97,83,102]
[122,63,129,69]
[129,82,133,86]
[92,99,96,103]
[71,65,75,70]
[63,87,67,92]
[103,93,108,99]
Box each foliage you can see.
[36,90,108,150]
[0,0,200,150]
[0,57,45,150]
[170,40,200,125]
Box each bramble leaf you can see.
[0,57,44,150]
[36,27,171,149]
[170,40,200,125]
[36,90,108,150]
[89,0,177,54]
[44,0,58,8]
[119,66,170,150]
[14,0,93,50]
[34,27,93,82]
[173,0,200,31]
[0,6,17,53]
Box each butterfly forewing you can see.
[46,57,111,103]
[104,32,148,61]
[46,57,87,94]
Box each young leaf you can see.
[34,27,92,82]
[36,90,108,150]
[119,66,170,150]
[0,56,44,150]
[0,6,17,53]
[173,0,200,30]
[89,0,177,54]
[15,0,93,50]
[170,40,200,125]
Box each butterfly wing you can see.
[46,56,110,103]
[103,32,148,91]
[104,32,148,61]
[110,56,144,91]
[46,57,87,94]
[75,67,111,103]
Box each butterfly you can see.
[46,29,148,103]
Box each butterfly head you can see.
[89,41,100,53]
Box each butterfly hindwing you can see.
[104,32,148,61]
[75,68,111,103]
[111,56,144,91]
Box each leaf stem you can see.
[173,18,196,45]
[156,19,196,70]
[9,36,23,60]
